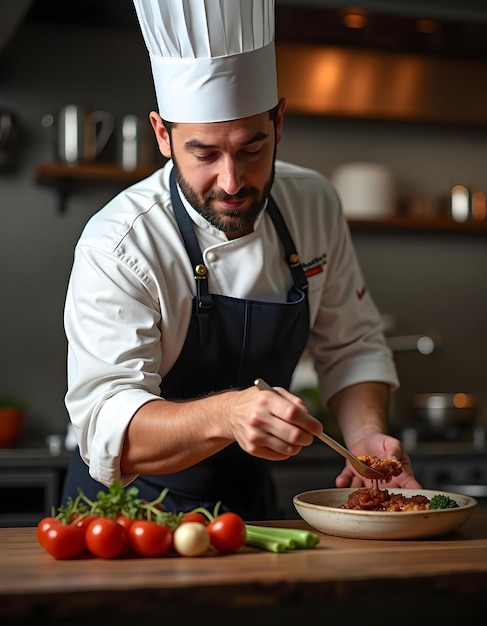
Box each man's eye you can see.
[194,153,214,162]
[242,146,263,156]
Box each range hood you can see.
[275,43,487,126]
[276,0,487,24]
[275,1,487,126]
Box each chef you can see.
[61,0,421,520]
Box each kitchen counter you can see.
[1,512,487,626]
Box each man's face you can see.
[150,100,285,238]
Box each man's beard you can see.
[172,156,276,235]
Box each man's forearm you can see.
[327,381,390,449]
[120,395,233,476]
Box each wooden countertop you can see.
[2,513,487,625]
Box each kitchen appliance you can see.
[403,444,487,506]
[394,393,487,507]
[56,104,114,165]
[411,393,479,441]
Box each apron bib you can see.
[62,170,309,520]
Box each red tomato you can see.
[36,516,59,549]
[85,517,128,559]
[207,512,246,554]
[115,514,134,531]
[73,513,99,533]
[181,512,208,525]
[128,521,173,558]
[40,521,86,560]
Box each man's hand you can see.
[335,432,422,489]
[228,385,323,461]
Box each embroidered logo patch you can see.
[304,265,323,278]
[303,253,327,278]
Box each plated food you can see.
[342,487,430,511]
[293,488,478,540]
[340,486,460,512]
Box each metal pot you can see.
[411,393,477,432]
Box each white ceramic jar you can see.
[331,162,396,219]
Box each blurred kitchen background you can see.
[1,0,486,521]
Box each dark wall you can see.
[0,14,486,446]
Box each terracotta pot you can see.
[0,407,25,447]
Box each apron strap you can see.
[170,169,212,344]
[265,195,309,292]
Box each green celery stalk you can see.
[244,528,288,553]
[245,526,296,550]
[244,525,320,551]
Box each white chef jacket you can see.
[64,159,398,486]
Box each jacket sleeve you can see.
[64,243,163,487]
[306,184,399,405]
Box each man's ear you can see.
[149,111,172,158]
[275,97,286,145]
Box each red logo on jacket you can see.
[357,286,367,300]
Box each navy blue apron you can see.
[62,170,309,520]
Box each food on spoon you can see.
[357,455,403,482]
[341,487,459,511]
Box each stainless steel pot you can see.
[412,393,477,431]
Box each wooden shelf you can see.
[35,161,160,185]
[35,163,487,232]
[348,216,487,234]
[35,162,162,213]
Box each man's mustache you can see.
[205,188,256,201]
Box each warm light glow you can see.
[453,393,469,409]
[378,56,423,117]
[451,184,469,222]
[472,191,487,221]
[342,9,369,29]
[307,50,344,103]
[416,19,437,35]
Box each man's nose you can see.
[218,157,243,195]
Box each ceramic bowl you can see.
[293,488,478,540]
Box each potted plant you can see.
[0,394,26,448]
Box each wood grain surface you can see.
[1,513,487,625]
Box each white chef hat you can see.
[133,0,278,123]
